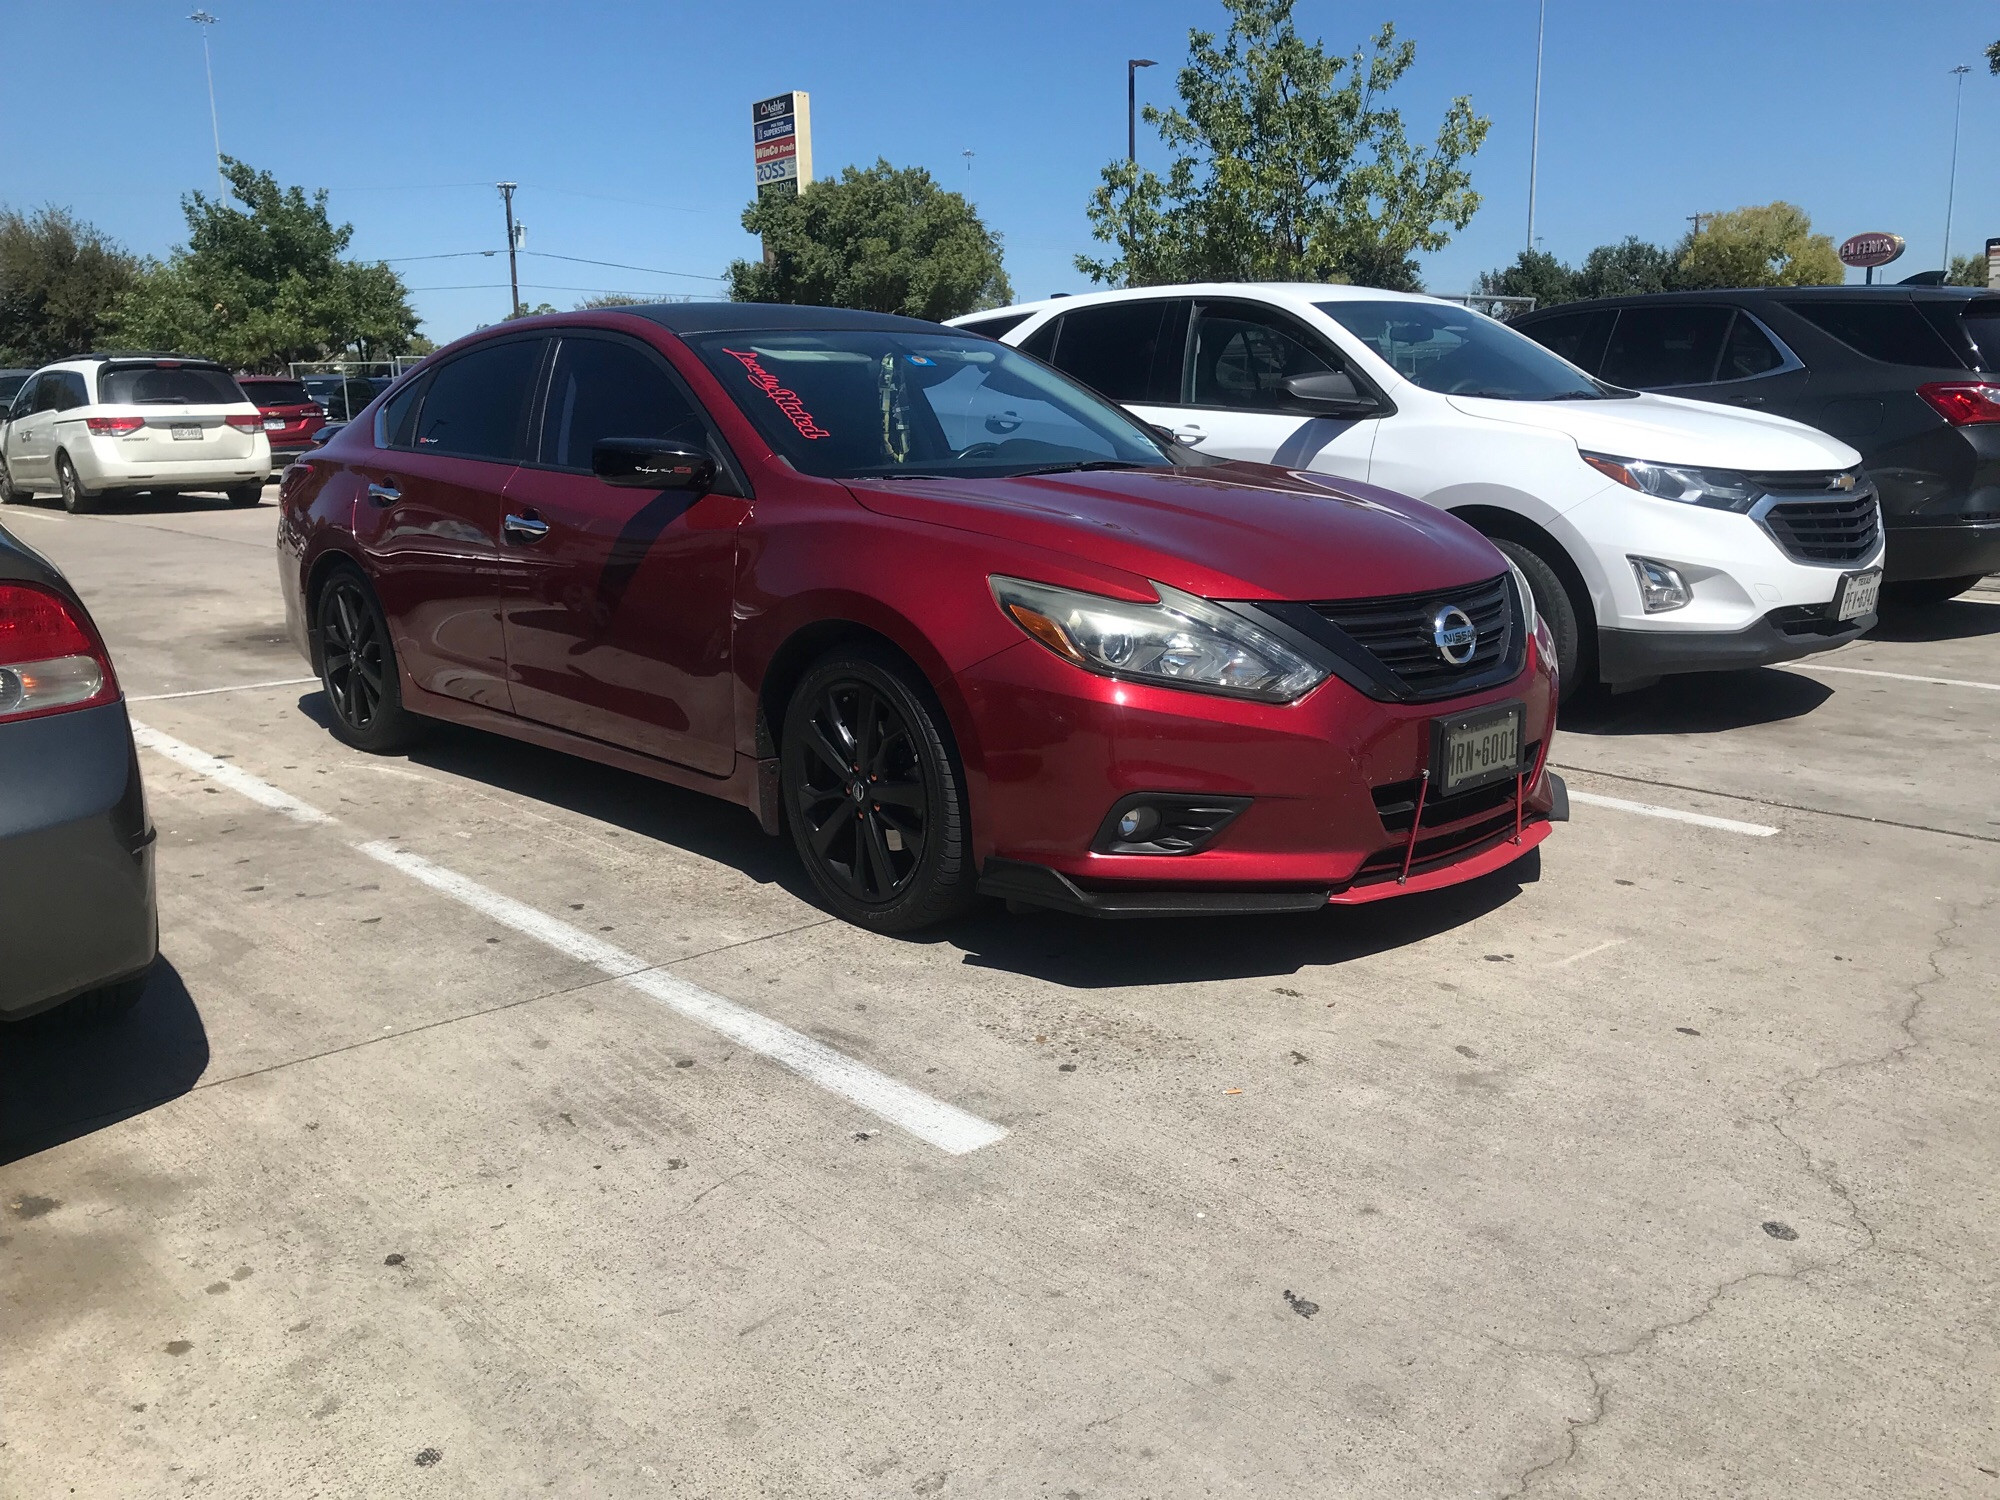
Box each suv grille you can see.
[1308,575,1514,700]
[1760,492,1880,565]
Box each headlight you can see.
[1580,452,1760,513]
[990,575,1328,703]
[1504,557,1538,636]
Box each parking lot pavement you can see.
[2,496,1996,1499]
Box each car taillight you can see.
[1917,381,2000,425]
[85,416,146,436]
[0,583,119,722]
[226,414,266,432]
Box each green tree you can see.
[0,207,140,365]
[1674,202,1842,290]
[1946,252,1987,287]
[574,293,651,309]
[1476,248,1577,307]
[115,157,418,370]
[1576,236,1678,298]
[727,160,1011,319]
[1077,4,1487,289]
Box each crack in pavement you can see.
[1501,897,1989,1497]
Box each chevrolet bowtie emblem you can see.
[1832,472,1855,490]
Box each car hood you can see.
[1444,391,1862,471]
[844,462,1506,602]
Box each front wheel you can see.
[780,648,977,933]
[1490,536,1591,702]
[57,453,99,514]
[315,568,419,752]
[0,457,20,504]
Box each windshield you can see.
[1317,302,1620,400]
[98,364,246,406]
[243,380,314,406]
[683,328,1171,479]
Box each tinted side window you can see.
[538,337,709,470]
[1047,300,1188,404]
[1787,301,1964,369]
[1521,309,1613,373]
[57,373,90,410]
[1191,303,1338,409]
[956,312,1031,341]
[1016,315,1060,362]
[33,373,65,413]
[414,340,543,461]
[379,373,430,449]
[1598,305,1733,388]
[1717,313,1785,381]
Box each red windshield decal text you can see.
[721,348,830,440]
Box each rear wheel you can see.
[0,457,20,504]
[57,453,99,514]
[315,567,418,752]
[226,483,264,507]
[780,648,976,933]
[1489,536,1591,702]
[1883,574,1983,608]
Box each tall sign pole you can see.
[1526,0,1545,251]
[189,10,225,199]
[1943,65,1971,276]
[752,91,813,265]
[498,182,521,318]
[1127,58,1156,163]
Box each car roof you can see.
[619,301,953,336]
[1517,285,1999,320]
[952,283,1452,323]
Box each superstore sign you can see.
[752,91,812,194]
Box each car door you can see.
[351,335,546,711]
[1032,297,1191,437]
[1178,300,1383,477]
[8,374,63,483]
[496,331,746,775]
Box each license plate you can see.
[172,424,202,442]
[264,417,285,431]
[1832,568,1881,622]
[1431,701,1525,796]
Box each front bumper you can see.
[954,635,1559,916]
[1598,605,1872,682]
[0,700,157,1020]
[1884,518,2000,582]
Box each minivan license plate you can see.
[1432,702,1525,796]
[172,424,202,442]
[1833,568,1881,622]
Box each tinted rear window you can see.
[1519,309,1614,373]
[242,380,313,406]
[98,364,245,405]
[413,339,543,461]
[1942,300,2000,373]
[1786,301,1964,369]
[955,312,1031,340]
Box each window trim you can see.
[380,332,549,463]
[1190,298,1393,417]
[1033,296,1195,410]
[1602,304,1803,390]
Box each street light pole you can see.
[1943,65,1972,277]
[498,182,521,318]
[1127,58,1157,163]
[188,10,225,199]
[1526,0,1545,252]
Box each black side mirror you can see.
[1281,370,1379,417]
[592,437,716,491]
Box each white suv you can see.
[952,285,1885,696]
[0,355,272,513]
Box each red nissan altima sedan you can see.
[276,304,1564,932]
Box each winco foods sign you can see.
[752,91,813,195]
[1837,233,1906,270]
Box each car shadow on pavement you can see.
[1560,667,1833,737]
[1868,594,2000,643]
[0,960,210,1167]
[10,490,268,516]
[944,850,1539,987]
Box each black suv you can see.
[1514,287,2000,604]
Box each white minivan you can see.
[0,355,272,513]
[951,285,1885,697]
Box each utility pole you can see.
[189,10,225,199]
[1944,65,1972,276]
[497,182,521,318]
[1686,212,1709,236]
[1526,0,1544,252]
[1127,58,1157,163]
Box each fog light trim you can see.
[1092,793,1253,856]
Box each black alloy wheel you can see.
[315,569,417,752]
[780,649,975,932]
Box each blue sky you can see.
[5,1,1995,342]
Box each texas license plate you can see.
[1832,568,1881,622]
[172,424,202,441]
[1432,702,1525,796]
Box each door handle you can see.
[503,511,550,544]
[366,481,401,506]
[1173,424,1207,445]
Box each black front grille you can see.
[1761,492,1880,564]
[1308,574,1515,701]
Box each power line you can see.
[406,281,703,297]
[519,250,725,283]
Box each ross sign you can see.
[1837,232,1906,270]
[751,90,812,196]
[1987,238,2000,290]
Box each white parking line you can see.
[131,721,1008,1155]
[1568,789,1779,838]
[130,678,317,702]
[1791,663,2000,693]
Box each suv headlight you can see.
[1580,452,1760,513]
[990,575,1327,703]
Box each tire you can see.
[57,452,99,514]
[1883,574,1983,608]
[0,457,19,504]
[314,566,419,752]
[780,646,977,933]
[1489,536,1591,702]
[226,483,264,507]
